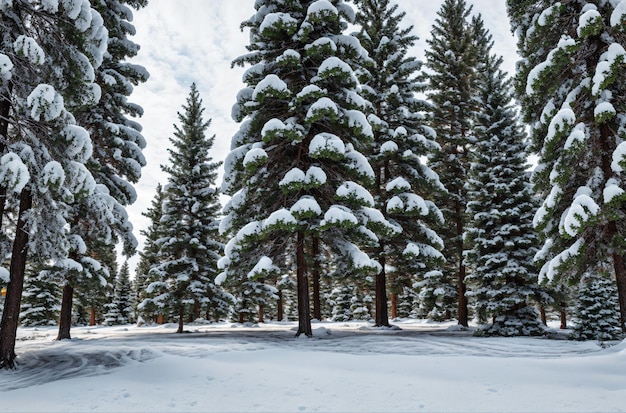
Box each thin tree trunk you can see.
[0,189,32,367]
[157,313,164,324]
[375,253,390,327]
[89,308,96,326]
[177,305,184,333]
[258,304,264,323]
[560,305,567,330]
[311,237,321,320]
[612,252,626,332]
[57,283,74,340]
[277,290,283,321]
[295,231,312,337]
[539,304,547,326]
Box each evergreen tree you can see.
[0,0,108,367]
[465,50,544,336]
[220,0,392,337]
[55,0,147,341]
[571,270,623,341]
[355,0,444,327]
[147,84,227,333]
[20,264,61,327]
[508,0,626,331]
[424,0,484,326]
[104,261,133,325]
[136,183,165,323]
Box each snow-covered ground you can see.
[1,320,625,412]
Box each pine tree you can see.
[220,0,392,337]
[571,270,623,342]
[20,264,61,327]
[136,183,166,323]
[355,0,444,327]
[0,0,108,367]
[424,0,486,327]
[104,261,133,325]
[147,84,227,333]
[464,50,544,336]
[508,0,626,331]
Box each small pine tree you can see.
[104,261,133,325]
[20,266,61,327]
[571,271,623,342]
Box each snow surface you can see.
[2,321,626,412]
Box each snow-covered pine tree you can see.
[424,0,484,326]
[136,183,165,323]
[104,261,133,325]
[464,49,544,336]
[508,0,626,331]
[0,0,109,367]
[55,0,147,340]
[571,269,623,341]
[354,0,444,327]
[220,0,392,337]
[20,263,61,327]
[147,84,228,333]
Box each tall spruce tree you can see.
[464,50,544,336]
[146,84,227,333]
[424,0,484,326]
[0,0,108,367]
[220,0,392,337]
[508,0,626,331]
[20,263,61,327]
[355,0,444,326]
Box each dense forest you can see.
[1,0,626,369]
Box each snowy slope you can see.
[1,320,625,412]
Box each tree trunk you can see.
[0,189,33,367]
[177,305,184,333]
[258,304,264,323]
[390,292,397,319]
[295,231,312,337]
[375,254,389,327]
[89,308,96,326]
[157,313,164,324]
[612,252,626,332]
[539,304,547,326]
[57,283,74,340]
[238,312,244,324]
[277,290,283,321]
[311,237,321,320]
[560,305,567,330]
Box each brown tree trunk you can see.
[375,254,390,327]
[177,305,184,333]
[238,312,244,324]
[391,292,397,319]
[89,308,96,326]
[57,283,74,340]
[612,252,626,332]
[311,237,321,320]
[295,231,312,337]
[539,304,547,326]
[0,189,33,367]
[560,305,567,329]
[258,304,264,323]
[157,313,164,324]
[277,290,283,321]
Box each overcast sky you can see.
[125,0,516,273]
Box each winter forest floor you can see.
[1,319,625,412]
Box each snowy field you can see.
[1,320,625,413]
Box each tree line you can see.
[1,0,626,369]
